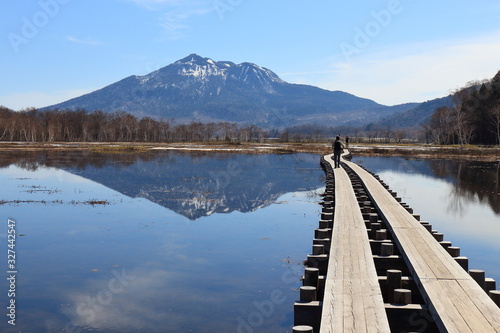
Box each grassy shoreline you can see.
[0,141,499,160]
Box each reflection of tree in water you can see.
[497,161,499,199]
[0,149,154,170]
[428,159,500,216]
[446,163,471,217]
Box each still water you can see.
[0,151,498,332]
[352,156,500,285]
[0,151,325,333]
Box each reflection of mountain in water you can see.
[0,150,324,219]
[352,156,500,216]
[71,152,325,219]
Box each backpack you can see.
[334,140,341,151]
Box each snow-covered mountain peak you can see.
[172,54,229,79]
[42,54,394,129]
[175,53,207,65]
[178,62,225,78]
[170,55,284,83]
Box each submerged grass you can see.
[0,199,112,206]
[352,144,500,161]
[89,145,151,153]
[0,141,498,160]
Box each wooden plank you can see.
[320,154,390,333]
[343,157,500,332]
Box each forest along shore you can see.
[0,141,499,160]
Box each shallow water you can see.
[0,151,325,332]
[352,156,500,285]
[0,152,498,332]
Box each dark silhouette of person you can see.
[332,135,345,168]
[345,136,349,148]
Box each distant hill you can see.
[374,95,454,128]
[43,54,419,128]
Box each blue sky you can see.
[1,0,500,110]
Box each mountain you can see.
[374,95,454,128]
[43,54,416,128]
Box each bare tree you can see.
[426,107,454,144]
[384,126,393,143]
[0,108,272,145]
[490,104,500,146]
[451,89,475,148]
[394,130,405,143]
[279,129,289,143]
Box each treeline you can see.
[0,107,269,143]
[424,72,500,146]
[6,85,500,145]
[273,123,421,143]
[0,106,422,144]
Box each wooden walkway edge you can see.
[342,153,500,332]
[345,151,500,333]
[295,151,500,333]
[320,154,391,333]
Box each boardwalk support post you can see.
[300,286,317,302]
[394,289,412,305]
[469,269,486,290]
[375,229,387,240]
[433,233,444,241]
[447,246,460,257]
[294,301,322,332]
[387,269,402,303]
[312,244,324,255]
[304,267,319,288]
[381,243,394,256]
[490,290,500,307]
[486,278,496,293]
[454,256,469,271]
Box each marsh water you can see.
[0,151,499,332]
[352,156,500,285]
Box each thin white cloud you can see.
[60,262,234,332]
[62,268,179,331]
[158,11,191,40]
[66,36,107,46]
[159,5,213,39]
[320,31,500,105]
[122,0,213,39]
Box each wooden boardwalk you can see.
[299,151,500,333]
[320,154,391,333]
[342,154,500,333]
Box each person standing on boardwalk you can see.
[332,135,345,168]
[345,135,349,148]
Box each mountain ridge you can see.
[43,54,440,128]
